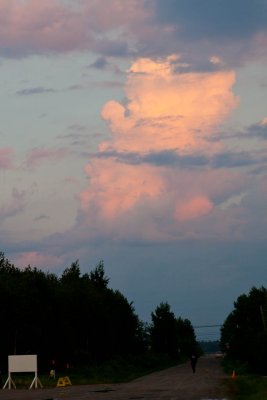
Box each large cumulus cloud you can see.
[77,55,250,242]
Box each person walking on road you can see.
[190,354,198,373]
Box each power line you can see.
[193,324,222,341]
[194,324,222,328]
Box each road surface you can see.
[0,355,231,400]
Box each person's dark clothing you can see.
[190,355,198,373]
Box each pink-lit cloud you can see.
[78,55,244,240]
[174,196,214,222]
[80,0,148,32]
[80,159,165,219]
[0,147,15,169]
[0,0,88,54]
[26,147,70,168]
[12,251,64,270]
[0,0,148,56]
[101,55,238,154]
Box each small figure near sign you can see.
[49,369,56,379]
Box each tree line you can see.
[221,286,267,373]
[0,252,198,371]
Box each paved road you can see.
[0,356,230,400]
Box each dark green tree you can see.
[150,302,179,357]
[61,260,80,283]
[56,259,144,363]
[89,260,109,289]
[150,302,198,359]
[176,317,198,356]
[221,286,267,373]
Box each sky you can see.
[1,0,267,340]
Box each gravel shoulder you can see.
[0,355,231,400]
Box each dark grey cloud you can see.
[88,56,123,76]
[89,56,109,69]
[16,86,56,96]
[34,214,50,221]
[0,188,26,222]
[96,149,262,169]
[67,84,85,91]
[136,0,267,69]
[210,152,256,168]
[66,124,87,132]
[153,0,267,41]
[246,122,267,139]
[58,131,90,147]
[142,150,207,167]
[57,127,105,151]
[93,38,130,57]
[226,121,267,142]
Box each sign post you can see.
[3,355,43,389]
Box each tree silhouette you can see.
[221,286,267,373]
[0,252,198,371]
[150,302,197,358]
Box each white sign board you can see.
[8,355,37,373]
[3,355,42,389]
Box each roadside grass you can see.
[222,357,267,400]
[225,374,267,400]
[1,353,184,389]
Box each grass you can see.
[1,353,183,389]
[222,357,267,400]
[57,354,183,385]
[225,374,267,400]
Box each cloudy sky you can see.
[1,0,267,339]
